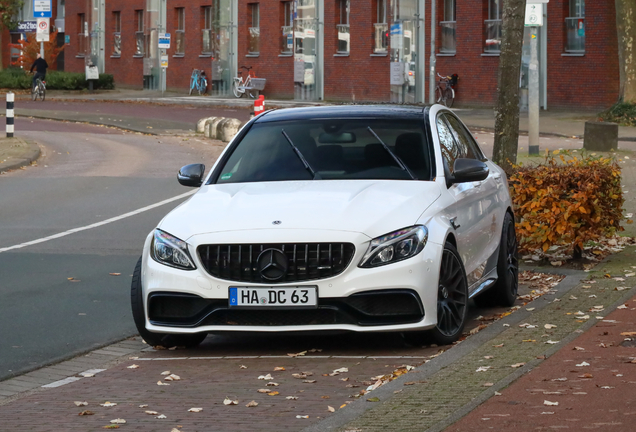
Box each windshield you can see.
[213,119,432,184]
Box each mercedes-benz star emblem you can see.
[256,248,289,281]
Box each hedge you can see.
[0,68,114,90]
[510,151,625,256]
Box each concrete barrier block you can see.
[196,117,212,134]
[208,117,225,140]
[584,121,618,151]
[219,118,243,142]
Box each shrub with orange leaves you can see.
[509,150,625,256]
[9,30,64,70]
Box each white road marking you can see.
[134,355,428,361]
[0,190,196,253]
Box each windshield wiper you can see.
[281,129,317,179]
[367,127,416,180]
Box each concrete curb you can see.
[0,138,41,173]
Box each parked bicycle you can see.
[435,73,458,108]
[189,69,208,95]
[232,66,266,99]
[32,77,46,102]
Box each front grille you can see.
[148,290,423,328]
[197,243,356,283]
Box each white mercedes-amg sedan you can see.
[131,105,518,348]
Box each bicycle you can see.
[232,66,258,99]
[435,73,458,108]
[32,77,46,102]
[189,69,208,95]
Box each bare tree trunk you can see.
[492,0,526,174]
[0,31,4,70]
[616,0,636,103]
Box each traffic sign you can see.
[158,33,171,49]
[36,18,49,42]
[524,4,543,26]
[33,0,52,18]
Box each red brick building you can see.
[9,0,620,109]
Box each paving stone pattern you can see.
[339,275,635,432]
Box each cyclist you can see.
[30,53,49,90]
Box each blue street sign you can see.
[33,0,52,18]
[390,23,402,36]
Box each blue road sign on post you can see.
[33,0,52,18]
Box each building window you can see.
[565,0,585,53]
[78,13,86,56]
[248,3,260,54]
[337,0,349,54]
[440,0,456,54]
[281,1,293,55]
[135,10,144,56]
[484,0,502,53]
[112,11,121,57]
[202,6,212,54]
[175,8,185,55]
[10,33,21,65]
[373,0,387,53]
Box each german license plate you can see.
[229,287,317,308]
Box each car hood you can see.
[159,180,441,241]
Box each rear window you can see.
[212,119,432,184]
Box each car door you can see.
[436,113,501,287]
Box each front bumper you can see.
[141,229,443,334]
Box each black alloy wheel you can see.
[430,242,468,345]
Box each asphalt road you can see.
[0,119,226,380]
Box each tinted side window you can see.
[443,114,485,161]
[436,115,464,174]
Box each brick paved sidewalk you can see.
[447,290,636,432]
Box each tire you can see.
[429,242,469,345]
[130,257,207,348]
[232,81,242,98]
[492,212,519,306]
[32,83,38,101]
[189,76,195,96]
[435,87,443,104]
[444,88,454,108]
[39,86,45,102]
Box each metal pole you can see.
[528,26,539,153]
[429,0,436,104]
[6,92,14,138]
[40,42,44,59]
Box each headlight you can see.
[359,226,428,268]
[151,229,196,270]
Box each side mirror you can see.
[177,163,206,187]
[451,158,489,184]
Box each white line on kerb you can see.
[0,190,196,254]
